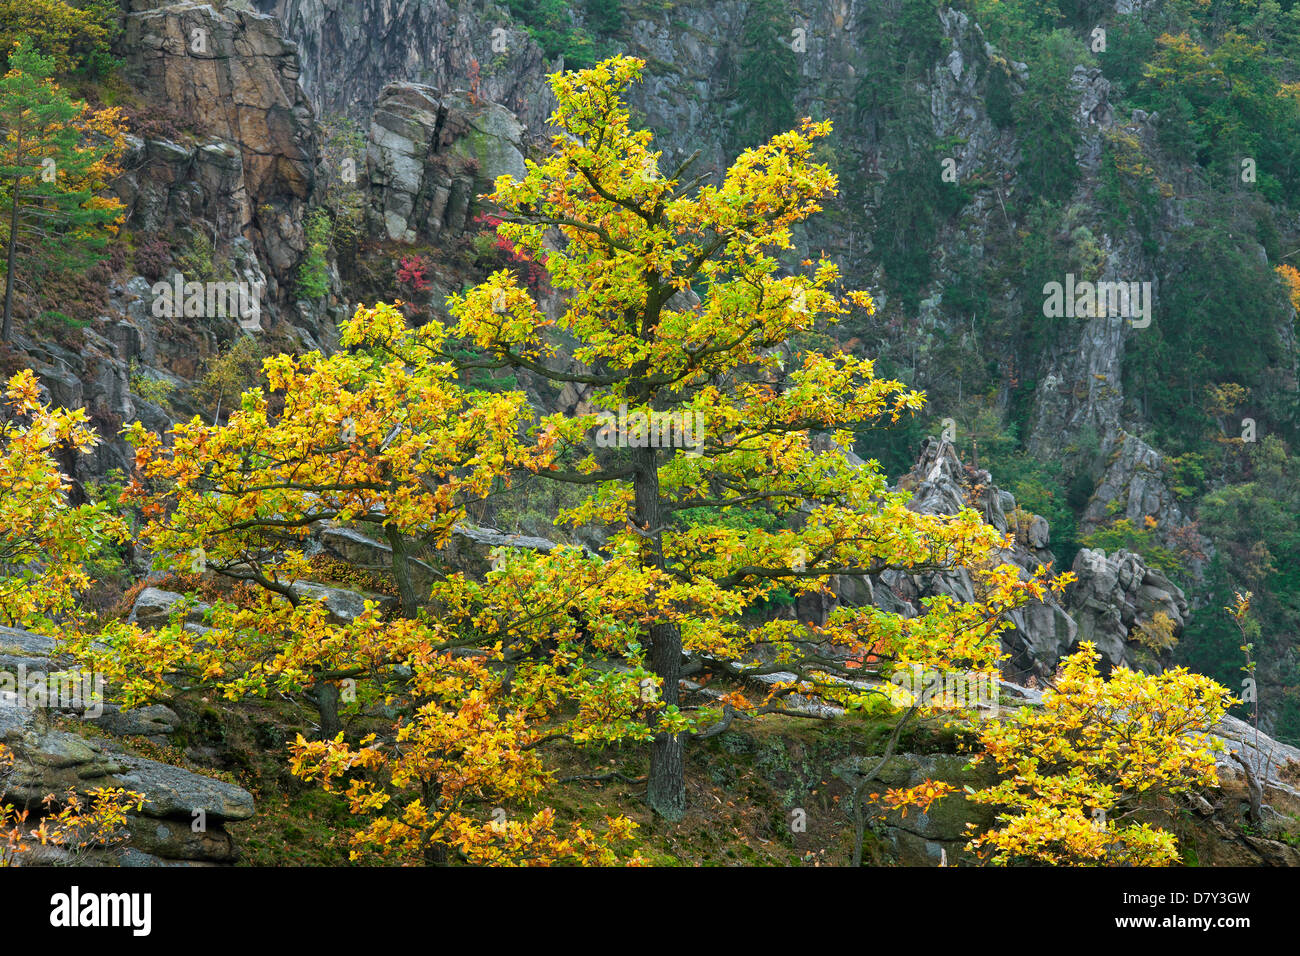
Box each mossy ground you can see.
[211,703,979,867]
[58,686,1300,867]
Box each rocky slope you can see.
[21,0,1247,686]
[23,1,341,486]
[7,0,1299,864]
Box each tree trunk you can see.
[647,620,686,821]
[313,681,341,740]
[633,443,686,820]
[386,523,420,618]
[2,177,20,343]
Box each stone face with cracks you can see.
[122,1,317,278]
[110,752,255,823]
[366,82,526,243]
[1069,546,1188,669]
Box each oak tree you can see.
[0,369,126,630]
[444,56,1055,820]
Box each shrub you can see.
[0,0,117,78]
[297,208,332,299]
[1082,517,1183,578]
[133,237,172,282]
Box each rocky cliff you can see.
[23,1,342,486]
[122,0,317,300]
[252,0,1243,562]
[255,0,558,136]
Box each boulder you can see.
[0,627,58,673]
[89,703,181,741]
[317,524,440,596]
[128,587,210,629]
[122,1,317,219]
[126,816,238,862]
[110,751,254,823]
[1,691,253,864]
[440,524,566,578]
[290,581,397,622]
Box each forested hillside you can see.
[1,0,1299,876]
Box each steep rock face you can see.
[1016,77,1206,566]
[366,82,526,243]
[256,0,556,134]
[1020,67,1148,462]
[113,136,252,260]
[1082,433,1196,534]
[259,1,1015,189]
[21,1,342,484]
[16,279,198,483]
[926,8,1022,223]
[121,0,317,284]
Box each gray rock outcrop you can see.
[1068,545,1189,670]
[1,679,252,864]
[257,0,557,133]
[366,82,526,243]
[876,438,1079,680]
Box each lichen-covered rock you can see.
[110,751,255,823]
[1,690,253,864]
[126,816,239,862]
[1211,713,1300,805]
[128,587,211,630]
[366,82,525,243]
[290,580,397,622]
[838,752,998,865]
[0,627,59,673]
[89,703,181,742]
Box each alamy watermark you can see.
[1042,274,1151,328]
[0,665,105,719]
[888,665,999,715]
[151,274,263,331]
[593,404,705,456]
